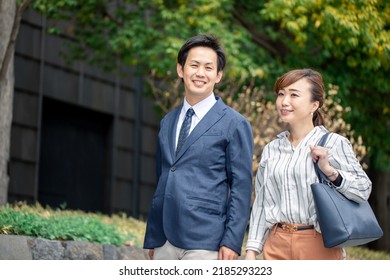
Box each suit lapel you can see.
[168,106,182,161]
[174,97,226,161]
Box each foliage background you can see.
[30,0,389,171]
[32,0,389,170]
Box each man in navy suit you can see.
[143,34,254,260]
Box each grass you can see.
[1,202,389,259]
[0,202,145,247]
[345,246,390,260]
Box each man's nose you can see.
[196,67,205,76]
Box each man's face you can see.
[177,46,223,105]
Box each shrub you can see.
[0,202,144,247]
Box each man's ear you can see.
[215,71,223,84]
[177,63,184,78]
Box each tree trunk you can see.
[0,0,32,205]
[0,0,17,206]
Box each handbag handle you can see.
[313,132,331,184]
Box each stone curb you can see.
[0,234,148,260]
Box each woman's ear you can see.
[312,101,320,113]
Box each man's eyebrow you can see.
[188,59,215,65]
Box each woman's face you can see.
[276,78,319,126]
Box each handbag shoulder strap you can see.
[317,132,330,147]
[314,132,331,183]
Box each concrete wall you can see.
[9,8,160,219]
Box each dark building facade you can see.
[8,9,159,219]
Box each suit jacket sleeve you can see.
[220,117,254,254]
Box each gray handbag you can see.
[311,132,383,248]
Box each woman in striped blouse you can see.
[245,69,372,260]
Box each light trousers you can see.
[263,224,343,260]
[153,240,219,260]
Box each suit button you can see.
[171,166,176,172]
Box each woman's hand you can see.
[309,145,338,180]
[244,250,258,260]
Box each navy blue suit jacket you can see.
[143,96,254,255]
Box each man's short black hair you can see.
[177,34,226,73]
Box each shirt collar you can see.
[277,126,327,138]
[183,93,216,119]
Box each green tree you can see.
[32,0,389,167]
[259,0,390,167]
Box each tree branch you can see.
[232,9,289,59]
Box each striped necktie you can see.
[176,108,195,154]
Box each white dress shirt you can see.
[175,93,217,149]
[246,125,372,254]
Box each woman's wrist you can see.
[245,250,258,259]
[326,169,338,181]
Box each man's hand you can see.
[218,246,238,260]
[148,249,154,260]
